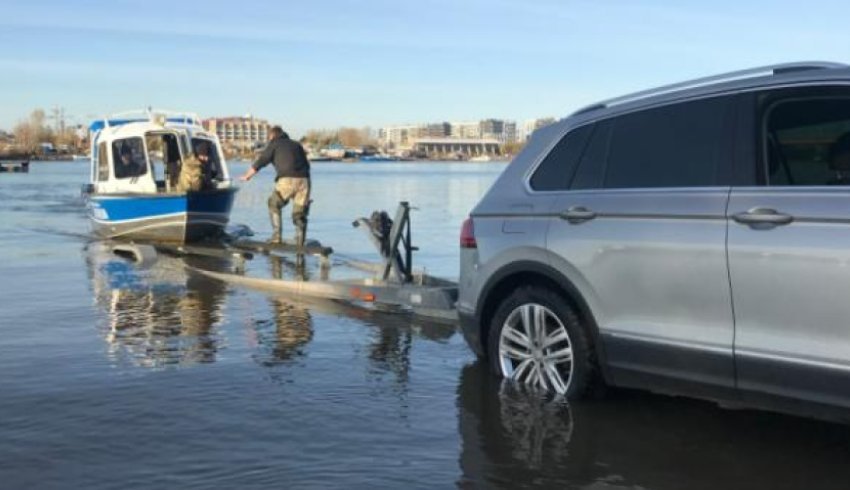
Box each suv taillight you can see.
[460,217,477,249]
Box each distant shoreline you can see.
[18,158,511,165]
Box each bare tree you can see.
[13,109,53,153]
[337,127,362,148]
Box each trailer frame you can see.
[111,202,459,321]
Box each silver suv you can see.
[459,61,850,419]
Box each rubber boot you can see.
[268,208,282,245]
[267,192,285,245]
[294,221,307,250]
[293,203,308,251]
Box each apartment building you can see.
[380,118,523,150]
[518,117,556,142]
[203,116,270,149]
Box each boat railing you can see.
[98,108,204,130]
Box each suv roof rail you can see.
[570,61,848,116]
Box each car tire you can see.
[487,285,599,399]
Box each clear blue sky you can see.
[2,0,850,136]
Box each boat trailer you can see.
[112,202,458,321]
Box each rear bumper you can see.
[458,307,485,358]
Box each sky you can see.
[2,0,850,136]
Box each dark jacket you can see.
[201,160,222,189]
[252,136,310,179]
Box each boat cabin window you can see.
[112,138,147,179]
[97,142,109,181]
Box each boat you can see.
[308,153,338,162]
[360,154,399,162]
[83,109,237,243]
[468,155,492,162]
[321,143,346,160]
[0,159,29,173]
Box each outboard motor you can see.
[368,210,393,258]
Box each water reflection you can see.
[269,254,309,282]
[368,323,412,386]
[84,242,229,368]
[457,361,850,490]
[251,255,314,366]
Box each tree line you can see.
[299,127,377,149]
[7,109,83,154]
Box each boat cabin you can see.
[89,110,231,195]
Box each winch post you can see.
[381,202,416,283]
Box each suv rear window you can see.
[529,124,593,191]
[602,97,731,188]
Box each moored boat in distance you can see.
[307,151,338,162]
[83,109,237,243]
[0,161,29,173]
[360,154,399,162]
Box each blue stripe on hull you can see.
[92,194,186,221]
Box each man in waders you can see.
[240,126,311,248]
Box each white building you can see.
[478,119,518,144]
[450,121,481,140]
[379,125,425,149]
[203,116,270,149]
[381,117,542,150]
[518,117,556,142]
[503,120,518,144]
[411,137,501,157]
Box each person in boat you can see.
[176,151,203,192]
[114,144,145,179]
[239,126,311,248]
[194,141,221,188]
[176,142,220,192]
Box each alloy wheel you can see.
[498,303,573,394]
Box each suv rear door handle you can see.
[732,207,793,226]
[559,206,597,223]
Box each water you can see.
[2,161,850,489]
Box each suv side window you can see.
[529,124,593,191]
[764,96,850,186]
[571,120,612,190]
[603,97,731,189]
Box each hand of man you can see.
[240,167,257,182]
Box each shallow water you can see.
[2,161,850,489]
